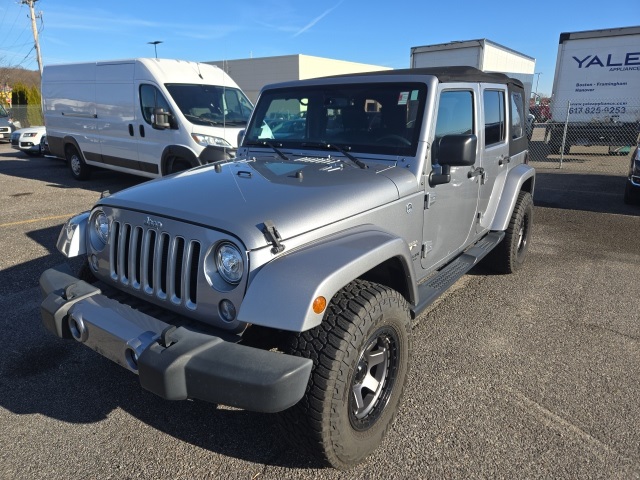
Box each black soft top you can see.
[329,66,524,88]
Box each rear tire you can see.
[486,191,533,274]
[280,280,411,469]
[66,145,91,180]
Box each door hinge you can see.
[424,193,436,209]
[421,241,433,258]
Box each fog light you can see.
[219,299,237,322]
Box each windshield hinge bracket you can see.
[262,220,285,254]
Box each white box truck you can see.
[42,58,254,180]
[546,26,640,154]
[410,39,535,101]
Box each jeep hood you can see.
[98,157,417,250]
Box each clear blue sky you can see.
[1,0,639,96]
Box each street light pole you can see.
[147,41,163,58]
[534,72,542,96]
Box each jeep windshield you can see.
[0,104,8,117]
[244,82,427,157]
[165,84,253,127]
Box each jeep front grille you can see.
[109,222,201,310]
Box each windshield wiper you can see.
[245,140,289,161]
[301,142,367,169]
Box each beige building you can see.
[206,54,390,103]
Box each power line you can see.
[0,3,26,52]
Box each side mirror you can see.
[152,107,171,130]
[429,134,477,187]
[237,129,245,146]
[437,134,477,167]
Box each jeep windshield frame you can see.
[165,84,254,127]
[244,82,427,158]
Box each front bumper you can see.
[39,264,312,413]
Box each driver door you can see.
[421,86,480,271]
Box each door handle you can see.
[128,124,134,136]
[498,154,510,166]
[467,167,485,179]
[139,125,145,138]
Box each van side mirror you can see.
[152,107,171,130]
[429,134,477,186]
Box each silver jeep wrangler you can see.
[40,67,535,469]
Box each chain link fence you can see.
[7,104,43,129]
[528,100,639,176]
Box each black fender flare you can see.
[161,145,200,175]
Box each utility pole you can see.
[22,0,43,75]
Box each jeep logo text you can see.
[144,217,163,229]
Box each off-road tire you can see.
[279,280,411,469]
[66,145,91,180]
[487,191,533,274]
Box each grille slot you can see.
[110,221,201,309]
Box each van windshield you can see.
[165,84,253,127]
[0,104,8,117]
[243,82,427,157]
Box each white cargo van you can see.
[42,58,253,180]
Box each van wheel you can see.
[168,158,191,175]
[486,191,533,274]
[66,145,91,180]
[280,280,411,469]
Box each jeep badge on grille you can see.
[144,216,163,229]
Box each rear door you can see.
[477,85,509,233]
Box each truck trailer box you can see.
[547,26,640,153]
[410,39,535,101]
[42,58,254,180]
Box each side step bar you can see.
[411,231,505,319]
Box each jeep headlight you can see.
[89,210,110,250]
[215,243,243,284]
[191,133,231,148]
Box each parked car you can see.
[39,67,534,469]
[11,126,46,156]
[624,144,640,204]
[0,104,19,142]
[42,58,253,180]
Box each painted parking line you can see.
[0,214,72,228]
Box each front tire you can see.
[167,157,192,175]
[487,191,533,274]
[280,280,411,469]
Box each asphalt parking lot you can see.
[0,143,639,479]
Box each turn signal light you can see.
[312,296,327,314]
